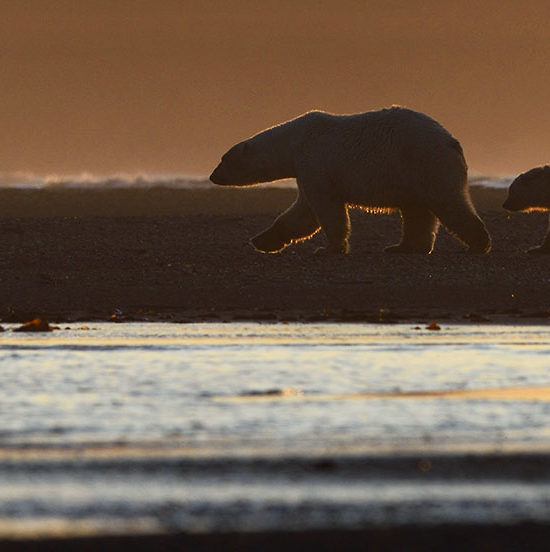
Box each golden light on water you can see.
[217,386,550,403]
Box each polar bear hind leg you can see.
[313,202,351,253]
[430,198,491,253]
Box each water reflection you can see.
[1,322,550,453]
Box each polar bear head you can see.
[503,165,550,212]
[211,119,299,187]
[210,137,281,186]
[211,140,256,186]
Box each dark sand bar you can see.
[2,184,550,323]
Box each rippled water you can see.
[3,322,550,451]
[2,322,550,537]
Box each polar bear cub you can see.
[504,165,550,253]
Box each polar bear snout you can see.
[210,164,240,186]
[210,159,260,187]
[210,164,228,185]
[502,196,522,211]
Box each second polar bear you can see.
[210,107,491,254]
[503,165,550,253]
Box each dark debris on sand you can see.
[13,317,56,332]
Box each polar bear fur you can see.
[210,107,491,254]
[503,165,550,253]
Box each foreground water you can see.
[2,322,550,537]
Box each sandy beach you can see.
[1,185,550,324]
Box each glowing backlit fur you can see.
[211,107,491,254]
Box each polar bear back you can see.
[293,107,467,209]
[211,106,489,254]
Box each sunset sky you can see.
[2,0,550,177]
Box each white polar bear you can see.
[210,107,491,254]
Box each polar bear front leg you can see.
[251,192,320,253]
[528,216,550,253]
[385,205,438,254]
[309,201,351,254]
[528,244,550,254]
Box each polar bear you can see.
[210,107,491,254]
[503,165,550,253]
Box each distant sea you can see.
[0,173,513,190]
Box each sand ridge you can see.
[1,186,550,323]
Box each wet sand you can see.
[1,185,550,324]
[3,524,550,551]
[4,447,550,550]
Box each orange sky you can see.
[2,0,550,177]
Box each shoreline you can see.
[0,183,505,217]
[2,185,550,324]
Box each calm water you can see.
[2,322,550,537]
